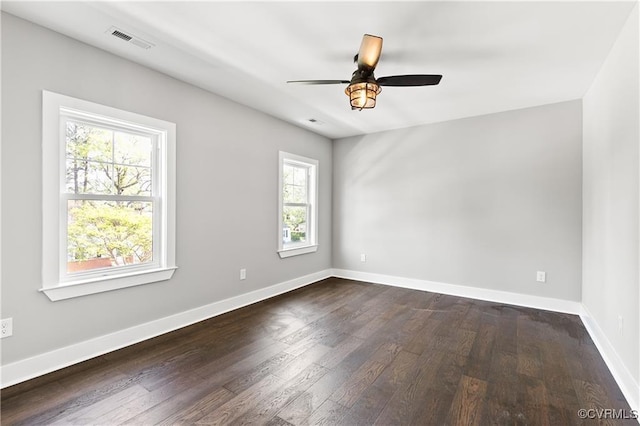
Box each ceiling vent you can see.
[107,26,154,50]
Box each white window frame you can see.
[278,151,319,258]
[41,91,177,301]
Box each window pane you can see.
[65,160,114,194]
[67,200,153,273]
[114,132,152,167]
[65,122,154,196]
[283,165,307,204]
[292,186,307,203]
[293,166,307,186]
[112,165,152,196]
[283,184,293,203]
[283,164,295,185]
[283,205,307,245]
[66,121,112,162]
[283,184,307,204]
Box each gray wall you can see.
[1,13,332,364]
[583,4,639,390]
[333,101,583,301]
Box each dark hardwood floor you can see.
[1,278,635,425]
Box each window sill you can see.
[39,266,178,301]
[278,245,318,258]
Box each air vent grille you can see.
[106,26,154,50]
[111,29,132,41]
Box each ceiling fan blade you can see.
[376,74,442,86]
[357,34,383,70]
[287,80,350,85]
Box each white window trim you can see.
[41,91,177,301]
[278,151,319,258]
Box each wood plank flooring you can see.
[1,278,636,425]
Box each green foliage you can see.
[283,207,307,233]
[65,122,154,268]
[68,201,152,264]
[282,164,308,244]
[291,232,305,242]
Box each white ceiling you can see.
[2,1,636,139]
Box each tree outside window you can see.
[282,163,309,245]
[278,151,318,258]
[65,121,154,273]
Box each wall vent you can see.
[106,27,154,50]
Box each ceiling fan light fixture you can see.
[345,81,381,110]
[288,34,442,110]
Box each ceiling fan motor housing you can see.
[350,68,376,85]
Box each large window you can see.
[42,91,176,300]
[278,151,318,258]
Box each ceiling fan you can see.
[287,34,442,110]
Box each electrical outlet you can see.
[240,268,246,280]
[1,318,13,338]
[360,254,366,262]
[618,315,624,336]
[536,271,546,283]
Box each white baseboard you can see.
[0,269,332,389]
[580,305,640,414]
[332,268,639,415]
[332,268,582,314]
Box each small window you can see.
[41,91,177,300]
[278,151,318,258]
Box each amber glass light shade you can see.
[345,82,381,110]
[358,35,383,69]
